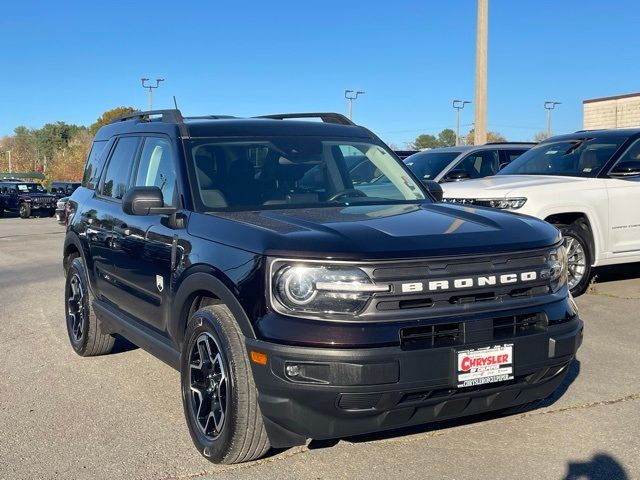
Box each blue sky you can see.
[0,0,637,146]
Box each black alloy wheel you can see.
[188,332,229,440]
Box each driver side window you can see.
[457,150,499,178]
[134,137,178,207]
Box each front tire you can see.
[181,305,270,464]
[64,257,115,356]
[19,203,31,219]
[557,220,592,296]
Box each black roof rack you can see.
[110,109,189,137]
[254,112,355,126]
[484,141,537,145]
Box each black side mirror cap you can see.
[609,161,640,178]
[122,186,177,216]
[443,169,471,182]
[421,179,444,202]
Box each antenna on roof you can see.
[173,95,179,110]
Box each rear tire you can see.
[556,220,592,296]
[181,305,270,464]
[19,203,31,219]
[64,257,115,356]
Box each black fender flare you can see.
[170,271,256,348]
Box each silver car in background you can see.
[405,143,534,183]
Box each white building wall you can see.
[584,94,640,130]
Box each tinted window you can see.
[456,150,500,178]
[405,151,461,180]
[500,137,626,177]
[100,137,139,199]
[501,149,528,166]
[134,137,178,207]
[82,140,109,189]
[610,138,640,173]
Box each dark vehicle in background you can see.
[0,180,57,218]
[51,181,81,199]
[62,110,581,464]
[405,143,534,183]
[394,150,419,160]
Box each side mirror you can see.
[609,161,640,178]
[122,186,177,216]
[443,169,471,182]
[421,179,444,202]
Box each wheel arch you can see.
[171,270,256,350]
[543,210,599,264]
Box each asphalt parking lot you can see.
[1,216,639,480]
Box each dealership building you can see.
[583,92,640,130]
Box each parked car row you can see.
[0,180,79,220]
[61,109,585,465]
[441,128,640,295]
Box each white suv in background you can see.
[442,129,640,295]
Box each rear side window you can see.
[82,140,109,189]
[100,137,140,200]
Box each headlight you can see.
[443,198,527,209]
[272,264,389,316]
[545,245,568,292]
[485,197,527,209]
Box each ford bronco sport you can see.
[62,110,583,464]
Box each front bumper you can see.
[247,316,583,447]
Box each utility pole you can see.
[6,150,12,173]
[474,0,488,145]
[544,101,561,138]
[344,89,365,120]
[141,78,164,110]
[453,100,472,146]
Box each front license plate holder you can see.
[456,344,514,388]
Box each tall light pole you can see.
[544,101,561,138]
[6,150,12,173]
[141,78,164,111]
[474,0,488,145]
[344,89,365,120]
[453,100,472,146]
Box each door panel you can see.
[607,177,640,254]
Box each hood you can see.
[21,192,56,199]
[188,202,559,259]
[442,175,591,198]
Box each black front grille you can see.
[401,322,463,350]
[493,313,548,339]
[359,247,554,321]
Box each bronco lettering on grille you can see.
[401,271,538,293]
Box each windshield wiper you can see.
[562,139,590,156]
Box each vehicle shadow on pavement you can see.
[592,263,640,284]
[563,453,628,480]
[308,359,581,449]
[110,335,139,354]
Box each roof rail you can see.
[255,112,355,126]
[484,141,537,145]
[109,109,189,138]
[111,109,184,124]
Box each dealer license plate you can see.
[456,344,514,388]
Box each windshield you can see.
[499,137,626,177]
[404,151,462,180]
[187,137,427,211]
[16,183,46,193]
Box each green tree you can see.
[90,106,137,135]
[464,129,507,145]
[437,128,457,147]
[411,134,439,150]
